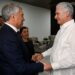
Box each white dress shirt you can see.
[42,19,75,75]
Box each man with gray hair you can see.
[0,3,50,75]
[32,2,75,75]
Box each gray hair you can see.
[1,3,21,21]
[56,2,74,17]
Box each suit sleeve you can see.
[2,34,44,75]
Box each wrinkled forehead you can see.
[55,6,66,13]
[56,5,63,10]
[56,4,68,12]
[55,6,62,12]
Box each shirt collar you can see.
[60,19,74,29]
[5,22,18,32]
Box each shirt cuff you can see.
[51,62,60,70]
[42,52,46,57]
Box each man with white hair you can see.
[32,2,75,75]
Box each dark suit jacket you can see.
[0,24,43,75]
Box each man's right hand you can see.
[43,62,52,71]
[32,53,43,62]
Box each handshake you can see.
[32,53,52,71]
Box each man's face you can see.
[54,7,67,25]
[14,9,24,29]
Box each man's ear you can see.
[66,11,70,17]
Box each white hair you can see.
[1,3,21,21]
[56,2,74,17]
